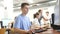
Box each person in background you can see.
[14,3,32,34]
[37,9,42,23]
[37,9,48,28]
[31,12,48,33]
[31,13,41,30]
[43,11,51,28]
[31,13,41,33]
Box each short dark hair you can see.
[38,9,42,13]
[21,3,29,8]
[34,13,39,18]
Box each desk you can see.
[6,28,60,34]
[0,28,6,34]
[35,29,60,34]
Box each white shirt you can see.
[31,18,40,29]
[44,15,51,24]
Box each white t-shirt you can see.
[44,15,51,24]
[31,18,40,29]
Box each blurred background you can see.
[0,0,57,26]
[0,0,59,34]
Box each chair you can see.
[0,21,3,28]
[0,28,6,34]
[51,13,54,25]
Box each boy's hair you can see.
[21,3,29,8]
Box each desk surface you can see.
[0,28,6,34]
[35,29,60,34]
[5,28,60,34]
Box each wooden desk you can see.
[0,28,6,34]
[0,28,13,34]
[35,29,60,34]
[6,28,60,34]
[52,30,60,34]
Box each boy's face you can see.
[21,5,29,15]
